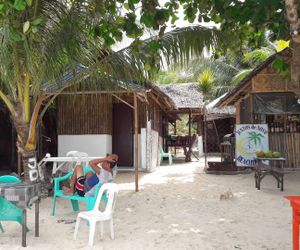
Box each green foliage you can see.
[154,70,188,85]
[232,69,252,85]
[169,114,197,136]
[271,58,290,78]
[243,48,274,68]
[197,69,215,98]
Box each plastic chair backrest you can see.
[93,183,118,215]
[159,145,164,154]
[65,151,89,172]
[0,175,21,184]
[73,151,89,166]
[66,151,79,157]
[0,175,22,228]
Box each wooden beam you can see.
[112,94,135,109]
[149,92,167,112]
[59,90,132,95]
[133,93,139,192]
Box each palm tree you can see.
[155,44,276,100]
[0,0,223,180]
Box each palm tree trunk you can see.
[285,0,300,96]
[11,94,46,181]
[12,116,34,180]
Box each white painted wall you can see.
[198,135,204,156]
[58,134,112,157]
[139,129,147,170]
[150,130,159,171]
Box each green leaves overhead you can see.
[13,0,27,11]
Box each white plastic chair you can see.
[64,151,89,172]
[73,183,119,246]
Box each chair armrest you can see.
[53,171,74,191]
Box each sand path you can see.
[0,159,296,249]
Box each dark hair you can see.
[110,160,118,169]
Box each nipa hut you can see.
[157,83,205,161]
[216,48,300,168]
[44,78,176,173]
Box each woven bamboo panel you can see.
[57,94,112,134]
[269,133,300,168]
[252,74,288,92]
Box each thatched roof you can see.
[157,83,204,110]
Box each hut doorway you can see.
[112,103,134,167]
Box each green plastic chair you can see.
[52,166,108,216]
[159,145,173,165]
[0,175,22,233]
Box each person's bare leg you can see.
[63,165,84,195]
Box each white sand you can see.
[0,158,297,250]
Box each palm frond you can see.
[243,47,275,67]
[232,69,253,85]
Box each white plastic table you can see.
[37,154,104,176]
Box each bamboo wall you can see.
[148,98,162,133]
[57,93,160,135]
[251,54,293,93]
[57,94,112,134]
[269,133,300,168]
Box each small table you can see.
[254,157,286,191]
[0,181,41,247]
[285,196,300,250]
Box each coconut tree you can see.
[0,0,117,179]
[0,0,224,180]
[155,41,277,100]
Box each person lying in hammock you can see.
[62,154,118,197]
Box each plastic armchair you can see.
[159,145,173,165]
[74,183,119,246]
[0,175,21,183]
[0,175,22,233]
[51,166,107,216]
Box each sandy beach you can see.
[0,157,297,250]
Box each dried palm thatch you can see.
[157,83,204,110]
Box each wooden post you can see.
[204,107,208,168]
[188,109,192,137]
[250,94,254,123]
[186,109,192,162]
[18,152,22,176]
[174,121,177,156]
[133,93,139,192]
